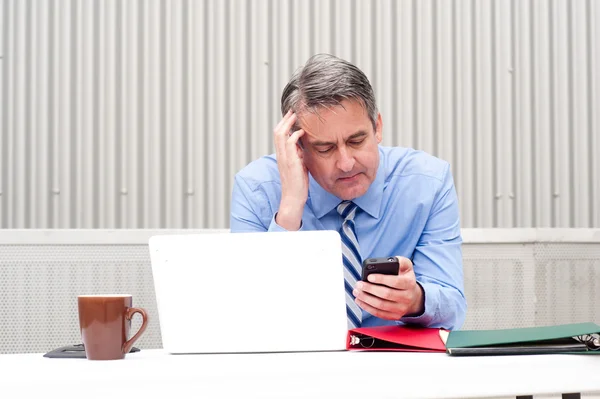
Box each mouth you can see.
[338,173,361,182]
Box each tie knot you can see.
[336,201,358,221]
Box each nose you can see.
[336,147,355,173]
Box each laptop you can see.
[149,230,348,354]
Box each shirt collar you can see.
[308,148,385,219]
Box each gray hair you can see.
[280,54,378,129]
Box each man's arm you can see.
[231,111,309,233]
[400,163,467,330]
[230,174,269,232]
[230,174,306,233]
[272,111,308,231]
[351,162,466,330]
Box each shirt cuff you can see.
[398,281,437,326]
[268,213,304,232]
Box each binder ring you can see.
[575,334,600,351]
[360,337,375,348]
[350,334,375,348]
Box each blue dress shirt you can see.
[230,146,467,330]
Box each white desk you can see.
[2,349,600,399]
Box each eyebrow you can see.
[309,131,368,147]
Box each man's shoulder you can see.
[381,146,449,183]
[234,154,281,192]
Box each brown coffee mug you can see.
[78,294,148,360]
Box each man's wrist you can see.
[275,200,304,231]
[407,281,425,317]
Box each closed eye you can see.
[317,147,334,154]
[349,139,365,146]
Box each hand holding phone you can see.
[355,256,425,321]
[361,257,400,282]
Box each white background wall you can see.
[1,0,598,229]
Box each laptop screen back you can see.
[149,230,348,353]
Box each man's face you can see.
[298,99,383,200]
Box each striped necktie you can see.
[336,201,363,329]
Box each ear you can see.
[375,113,383,144]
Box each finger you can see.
[279,112,298,137]
[353,286,408,313]
[274,113,298,149]
[296,143,305,161]
[367,273,416,291]
[396,256,413,273]
[354,298,403,321]
[286,129,305,153]
[358,280,407,302]
[274,109,292,133]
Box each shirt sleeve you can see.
[230,175,269,232]
[267,214,305,232]
[230,174,305,233]
[399,163,467,330]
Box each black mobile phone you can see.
[361,257,400,282]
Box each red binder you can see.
[347,325,447,352]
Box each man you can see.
[230,53,466,330]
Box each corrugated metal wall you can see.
[1,0,598,229]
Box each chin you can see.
[334,186,369,201]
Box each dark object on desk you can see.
[443,322,600,356]
[43,344,141,359]
[361,257,399,283]
[445,338,588,356]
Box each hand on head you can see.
[274,110,309,231]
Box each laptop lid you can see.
[149,230,348,353]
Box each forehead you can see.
[298,100,372,139]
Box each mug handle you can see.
[122,307,149,354]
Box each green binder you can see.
[442,322,600,356]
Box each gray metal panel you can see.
[1,228,599,354]
[1,1,599,229]
[0,243,163,353]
